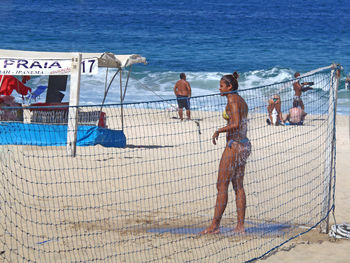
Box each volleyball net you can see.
[0,65,340,262]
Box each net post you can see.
[120,70,124,130]
[67,53,82,157]
[320,65,340,233]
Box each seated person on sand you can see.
[293,72,314,110]
[266,94,284,125]
[284,100,307,125]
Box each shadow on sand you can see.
[125,144,174,149]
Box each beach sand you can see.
[263,115,350,263]
[0,108,349,262]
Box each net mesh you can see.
[0,67,338,262]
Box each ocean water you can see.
[0,0,349,114]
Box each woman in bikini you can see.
[201,72,251,234]
[267,94,284,125]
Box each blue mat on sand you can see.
[0,122,126,147]
[148,221,291,236]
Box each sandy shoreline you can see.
[0,108,349,262]
[263,114,350,263]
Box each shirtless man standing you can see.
[293,72,313,110]
[174,73,191,120]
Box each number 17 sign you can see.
[0,58,98,76]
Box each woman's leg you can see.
[275,101,283,124]
[267,100,274,123]
[232,165,246,233]
[200,147,234,234]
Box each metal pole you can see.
[67,53,82,157]
[99,69,120,113]
[320,65,340,233]
[120,70,124,131]
[122,65,132,102]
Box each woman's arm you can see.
[212,98,240,144]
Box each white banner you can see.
[0,58,98,75]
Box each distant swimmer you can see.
[345,76,350,90]
[293,72,314,111]
[200,71,251,234]
[266,94,284,126]
[174,73,191,120]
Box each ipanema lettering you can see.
[15,70,45,75]
[0,58,98,75]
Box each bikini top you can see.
[222,109,229,121]
[223,109,248,138]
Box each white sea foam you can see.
[10,67,302,105]
[12,67,350,115]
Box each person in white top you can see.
[267,94,284,125]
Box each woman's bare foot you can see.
[199,225,220,235]
[233,225,245,234]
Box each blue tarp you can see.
[0,122,126,147]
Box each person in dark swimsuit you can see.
[174,73,191,120]
[293,72,313,111]
[200,72,251,234]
